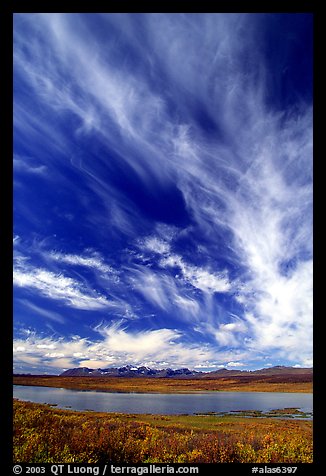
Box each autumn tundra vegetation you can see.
[13,400,312,463]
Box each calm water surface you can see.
[13,385,312,418]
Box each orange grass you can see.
[13,400,313,463]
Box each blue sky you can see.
[13,13,313,374]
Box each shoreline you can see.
[13,375,313,394]
[13,397,313,420]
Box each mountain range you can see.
[60,365,313,379]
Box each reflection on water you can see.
[13,385,313,419]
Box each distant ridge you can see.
[204,365,313,377]
[59,365,313,379]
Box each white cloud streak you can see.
[49,251,115,274]
[141,236,232,294]
[128,265,200,318]
[14,264,112,310]
[160,254,231,294]
[14,155,48,175]
[19,300,65,324]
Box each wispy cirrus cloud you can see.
[140,236,232,294]
[14,155,48,176]
[160,254,231,294]
[19,300,66,324]
[13,263,112,310]
[127,264,200,320]
[48,251,116,275]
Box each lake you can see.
[13,385,313,418]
